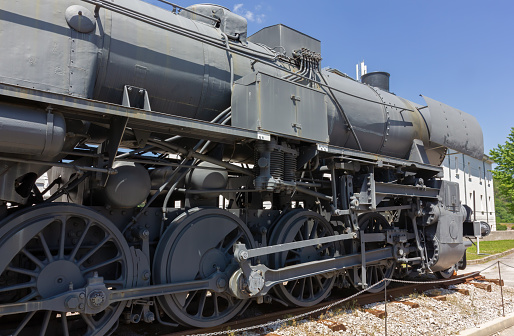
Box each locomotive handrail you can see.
[155,0,221,23]
[82,0,415,113]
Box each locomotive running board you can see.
[0,82,272,145]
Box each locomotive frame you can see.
[0,0,485,334]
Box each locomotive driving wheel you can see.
[353,213,395,293]
[0,203,133,336]
[153,208,255,328]
[270,210,339,307]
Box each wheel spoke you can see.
[297,278,306,299]
[6,266,39,278]
[81,255,123,274]
[68,220,93,261]
[21,248,45,269]
[308,277,314,299]
[221,232,243,254]
[183,291,198,309]
[288,279,299,294]
[285,256,301,264]
[0,281,37,293]
[81,313,97,331]
[317,227,326,238]
[213,293,220,317]
[76,234,112,267]
[316,242,332,252]
[296,230,304,241]
[0,204,131,336]
[289,249,301,256]
[273,211,336,307]
[39,310,52,336]
[38,232,54,263]
[303,220,310,240]
[59,217,67,259]
[195,291,207,318]
[309,220,318,239]
[378,267,385,278]
[61,314,70,336]
[314,275,324,289]
[18,289,39,303]
[12,311,36,336]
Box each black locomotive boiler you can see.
[0,0,486,334]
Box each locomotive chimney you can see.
[361,71,390,92]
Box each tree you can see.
[489,127,514,222]
[493,180,514,223]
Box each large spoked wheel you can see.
[270,210,338,307]
[353,213,395,293]
[153,208,255,328]
[0,203,133,336]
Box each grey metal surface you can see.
[179,4,248,42]
[422,96,484,160]
[0,82,266,144]
[361,71,390,92]
[238,247,394,296]
[248,24,321,58]
[65,5,96,33]
[0,203,133,334]
[0,103,66,157]
[0,0,489,331]
[232,72,329,143]
[236,232,356,259]
[320,69,434,161]
[103,162,151,208]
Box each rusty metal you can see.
[137,273,479,336]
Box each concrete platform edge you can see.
[468,248,514,265]
[458,312,514,336]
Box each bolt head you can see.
[239,251,249,260]
[217,277,227,289]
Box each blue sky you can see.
[145,0,513,155]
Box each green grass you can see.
[466,240,514,261]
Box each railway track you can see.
[114,272,485,336]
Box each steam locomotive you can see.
[0,0,486,334]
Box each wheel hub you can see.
[200,248,227,278]
[37,260,85,299]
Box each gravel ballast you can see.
[240,282,514,336]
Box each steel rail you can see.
[156,272,481,336]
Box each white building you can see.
[441,150,496,230]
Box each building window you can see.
[455,157,459,177]
[479,166,482,184]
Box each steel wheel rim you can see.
[435,264,456,279]
[153,208,254,328]
[270,210,337,307]
[0,203,132,336]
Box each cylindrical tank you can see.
[322,70,430,160]
[104,162,151,208]
[361,71,390,92]
[91,0,278,121]
[0,0,464,165]
[0,103,66,158]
